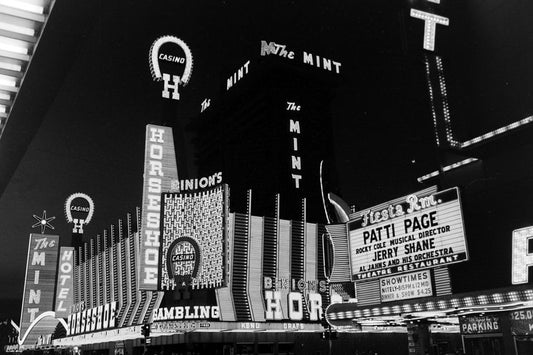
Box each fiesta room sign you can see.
[348,188,468,281]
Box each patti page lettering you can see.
[349,188,468,281]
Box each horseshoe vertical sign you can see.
[149,35,193,100]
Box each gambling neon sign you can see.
[149,35,193,100]
[64,193,94,234]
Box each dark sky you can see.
[1,0,532,321]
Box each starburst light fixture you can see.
[31,210,56,234]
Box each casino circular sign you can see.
[166,236,201,287]
[149,35,193,101]
[64,192,94,234]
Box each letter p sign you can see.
[512,227,533,284]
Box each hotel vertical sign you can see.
[54,247,74,318]
[19,234,60,337]
[139,124,178,290]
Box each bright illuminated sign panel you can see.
[149,35,193,100]
[348,188,468,281]
[380,270,432,302]
[19,234,60,341]
[66,301,117,336]
[64,193,94,234]
[459,315,501,335]
[152,305,220,321]
[512,226,533,284]
[159,184,227,290]
[510,308,533,335]
[263,277,327,321]
[54,247,74,318]
[139,124,179,290]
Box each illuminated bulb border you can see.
[424,56,440,146]
[417,158,478,183]
[410,9,449,52]
[460,116,533,148]
[149,35,193,85]
[64,192,95,224]
[327,289,533,321]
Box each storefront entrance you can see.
[514,336,533,355]
[463,336,504,355]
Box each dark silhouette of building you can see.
[192,55,341,222]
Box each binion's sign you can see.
[348,188,468,281]
[139,124,179,290]
[263,277,327,321]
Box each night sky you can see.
[0,0,532,321]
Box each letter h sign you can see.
[162,73,180,100]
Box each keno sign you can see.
[348,188,468,281]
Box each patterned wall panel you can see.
[278,219,291,319]
[248,216,265,321]
[325,224,351,283]
[215,213,236,321]
[232,212,251,321]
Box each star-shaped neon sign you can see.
[32,210,56,234]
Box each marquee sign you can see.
[19,234,60,344]
[64,193,94,234]
[66,301,117,336]
[159,184,227,290]
[139,124,179,290]
[380,270,433,302]
[348,188,468,281]
[149,35,193,100]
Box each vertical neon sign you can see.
[139,125,178,290]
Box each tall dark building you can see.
[192,51,341,222]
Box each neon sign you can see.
[512,226,533,284]
[264,291,323,321]
[149,35,193,100]
[159,185,227,290]
[66,301,117,336]
[152,306,220,321]
[261,41,295,59]
[261,40,341,73]
[349,188,468,280]
[410,1,449,51]
[19,235,59,344]
[166,237,201,287]
[64,193,94,234]
[288,101,302,189]
[226,60,250,91]
[139,124,179,290]
[175,171,223,192]
[54,247,74,318]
